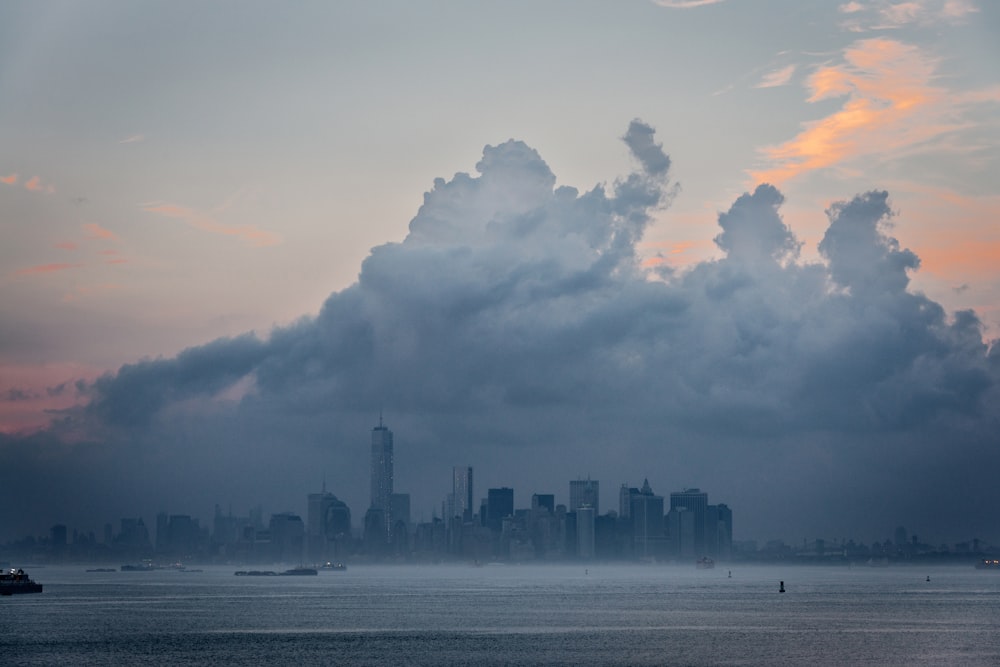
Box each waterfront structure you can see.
[369,417,394,540]
[570,478,599,515]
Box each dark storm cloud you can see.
[2,121,998,543]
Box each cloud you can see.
[24,176,43,191]
[839,0,981,30]
[1,174,17,185]
[749,37,994,185]
[755,64,796,89]
[118,134,145,144]
[140,201,281,247]
[1,122,998,545]
[83,222,120,242]
[14,263,84,276]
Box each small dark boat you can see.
[696,557,715,569]
[280,567,317,576]
[1,568,43,595]
[234,570,277,576]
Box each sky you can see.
[1,0,999,546]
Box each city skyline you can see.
[1,2,999,547]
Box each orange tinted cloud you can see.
[140,201,281,247]
[24,176,43,191]
[750,38,959,185]
[0,173,17,185]
[15,263,84,276]
[83,222,119,241]
[54,241,78,251]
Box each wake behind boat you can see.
[1,568,43,595]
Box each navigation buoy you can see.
[926,575,930,582]
[728,570,732,578]
[779,581,785,593]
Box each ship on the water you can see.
[1,568,43,595]
[975,558,1000,570]
[696,557,715,569]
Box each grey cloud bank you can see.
[2,121,997,544]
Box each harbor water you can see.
[2,564,998,665]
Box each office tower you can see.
[390,493,411,530]
[531,493,555,514]
[486,487,514,532]
[269,512,305,563]
[370,417,394,539]
[570,478,599,515]
[631,479,664,559]
[307,491,352,561]
[453,466,474,521]
[576,506,595,560]
[669,488,709,557]
[619,484,640,519]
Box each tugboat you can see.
[1,568,43,595]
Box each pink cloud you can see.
[54,241,79,251]
[15,263,84,276]
[748,38,982,185]
[140,200,281,247]
[24,176,43,191]
[0,173,17,185]
[83,222,120,242]
[0,362,102,435]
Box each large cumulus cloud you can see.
[2,120,997,544]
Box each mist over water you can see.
[5,564,999,666]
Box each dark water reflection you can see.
[3,564,998,665]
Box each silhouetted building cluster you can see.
[4,420,996,565]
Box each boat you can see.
[280,567,317,576]
[321,562,347,571]
[975,558,1000,570]
[234,570,277,576]
[696,557,715,569]
[1,568,43,595]
[120,563,155,572]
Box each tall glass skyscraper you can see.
[370,417,394,538]
[452,466,474,522]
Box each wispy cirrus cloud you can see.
[118,134,145,144]
[756,64,797,88]
[14,263,84,277]
[749,37,997,185]
[83,222,120,242]
[140,200,281,247]
[839,0,980,31]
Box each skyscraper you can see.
[669,488,708,557]
[453,466,474,522]
[486,487,514,532]
[570,478,599,515]
[370,417,394,540]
